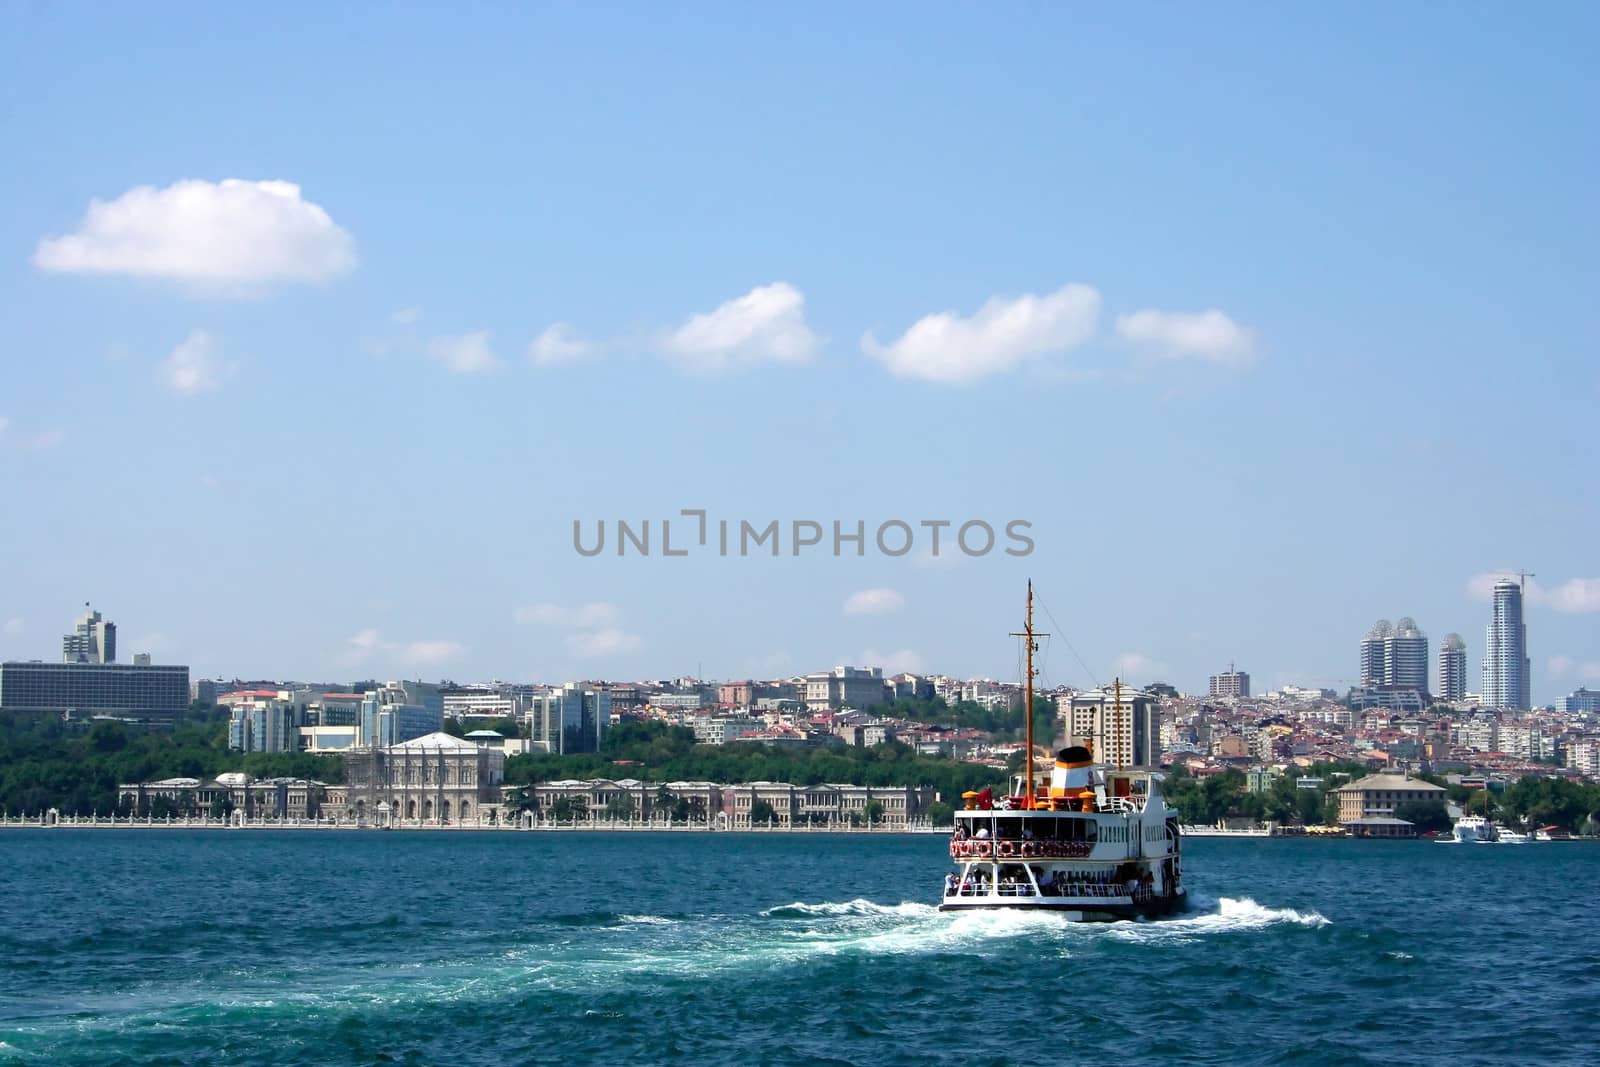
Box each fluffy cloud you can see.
[1113,652,1167,681]
[1548,655,1574,677]
[427,331,500,374]
[528,323,597,367]
[159,329,226,395]
[34,179,355,291]
[863,283,1100,385]
[1115,308,1256,366]
[513,602,619,627]
[1467,573,1600,614]
[568,628,641,658]
[342,628,464,668]
[662,282,819,372]
[861,648,925,677]
[843,588,905,616]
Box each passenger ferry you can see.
[939,584,1186,921]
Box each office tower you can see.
[1064,687,1160,769]
[1208,665,1250,698]
[1438,633,1467,701]
[62,608,116,664]
[1482,578,1530,709]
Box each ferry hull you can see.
[938,889,1187,922]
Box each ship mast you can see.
[1011,581,1047,810]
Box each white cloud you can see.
[2,618,22,637]
[528,323,597,367]
[401,640,465,666]
[862,283,1100,385]
[159,329,227,395]
[1541,578,1600,614]
[34,178,355,291]
[1467,572,1600,614]
[514,602,619,627]
[663,282,819,372]
[1116,308,1256,366]
[1113,652,1167,681]
[342,628,464,669]
[861,648,925,677]
[427,331,500,374]
[568,628,641,659]
[843,588,905,616]
[23,429,65,451]
[392,307,420,325]
[1548,655,1574,677]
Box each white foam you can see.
[761,898,940,919]
[618,914,675,926]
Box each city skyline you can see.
[1,7,1596,699]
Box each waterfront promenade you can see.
[0,812,945,833]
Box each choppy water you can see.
[2,831,1596,1066]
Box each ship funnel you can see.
[1051,745,1093,796]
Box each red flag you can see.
[975,787,993,810]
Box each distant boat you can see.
[1494,826,1530,844]
[1179,821,1274,838]
[1450,815,1498,844]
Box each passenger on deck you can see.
[975,827,990,839]
[944,873,957,896]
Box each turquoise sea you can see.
[1,830,1597,1066]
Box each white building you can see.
[1482,578,1530,710]
[804,666,886,711]
[1063,686,1160,769]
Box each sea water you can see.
[1,831,1596,1066]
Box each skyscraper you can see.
[1208,665,1250,698]
[1384,618,1429,689]
[1359,617,1429,692]
[1359,621,1391,685]
[1482,579,1530,710]
[62,607,116,664]
[1438,633,1467,701]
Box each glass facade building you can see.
[0,661,190,721]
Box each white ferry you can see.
[939,584,1186,921]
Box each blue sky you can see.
[1,4,1595,700]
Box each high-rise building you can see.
[0,660,189,721]
[62,608,116,664]
[1557,687,1600,715]
[1384,618,1429,689]
[525,683,608,753]
[1359,621,1391,685]
[358,681,444,747]
[1438,633,1467,701]
[1063,686,1160,769]
[1208,665,1250,698]
[1358,617,1429,693]
[1482,578,1530,710]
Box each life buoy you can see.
[998,840,1016,858]
[1020,841,1036,858]
[972,840,991,858]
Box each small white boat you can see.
[1451,815,1498,844]
[1494,826,1530,844]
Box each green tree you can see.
[1393,800,1452,833]
[603,792,636,820]
[926,801,955,827]
[749,798,777,824]
[863,799,885,824]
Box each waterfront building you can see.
[1557,688,1600,715]
[724,781,933,827]
[342,731,506,825]
[1334,771,1445,823]
[1208,666,1250,698]
[117,773,328,819]
[803,666,886,711]
[1482,578,1531,710]
[1064,686,1160,769]
[1438,634,1467,701]
[62,608,116,664]
[0,659,190,722]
